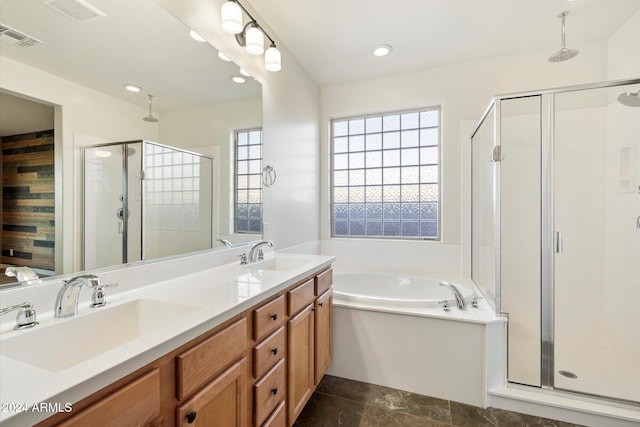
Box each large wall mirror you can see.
[0,0,263,287]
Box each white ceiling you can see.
[248,0,640,85]
[0,0,261,112]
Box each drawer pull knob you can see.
[318,302,324,307]
[271,347,278,355]
[271,387,278,395]
[186,410,197,424]
[270,313,278,321]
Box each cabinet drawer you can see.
[315,268,333,296]
[253,295,286,341]
[253,327,285,379]
[176,317,247,400]
[261,401,286,427]
[288,278,315,315]
[58,369,160,427]
[254,359,286,427]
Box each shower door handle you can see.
[555,231,563,254]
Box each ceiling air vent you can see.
[0,24,42,47]
[41,0,105,23]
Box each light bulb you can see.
[221,1,242,34]
[245,24,264,55]
[265,45,281,72]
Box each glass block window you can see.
[145,142,202,231]
[331,108,440,240]
[235,128,263,234]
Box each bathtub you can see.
[333,272,475,308]
[328,271,506,407]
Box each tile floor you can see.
[294,375,584,427]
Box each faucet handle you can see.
[257,249,265,261]
[238,253,248,265]
[1,302,39,330]
[438,300,450,312]
[470,295,483,308]
[90,283,119,308]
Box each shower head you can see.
[143,94,159,122]
[549,47,579,63]
[549,11,579,63]
[617,90,640,107]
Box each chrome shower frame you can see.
[470,77,640,402]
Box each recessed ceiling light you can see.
[122,84,142,93]
[230,75,246,84]
[218,51,231,61]
[372,44,393,57]
[239,68,251,77]
[95,150,112,158]
[189,29,206,42]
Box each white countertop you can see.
[0,252,334,426]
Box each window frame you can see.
[233,127,263,235]
[329,106,442,241]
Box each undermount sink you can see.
[0,299,200,372]
[248,255,311,272]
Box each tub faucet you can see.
[54,274,100,318]
[248,241,274,262]
[217,239,233,248]
[439,282,466,310]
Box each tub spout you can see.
[439,282,466,310]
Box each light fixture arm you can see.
[229,0,275,46]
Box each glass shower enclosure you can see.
[82,140,213,270]
[471,78,640,404]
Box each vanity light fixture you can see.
[122,84,142,93]
[220,0,281,71]
[372,44,393,57]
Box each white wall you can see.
[0,56,158,274]
[320,41,608,277]
[159,97,262,243]
[156,0,321,252]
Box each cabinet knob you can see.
[271,387,278,395]
[270,313,278,321]
[318,302,324,307]
[186,410,197,424]
[271,347,278,355]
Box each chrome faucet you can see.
[1,302,38,330]
[217,239,233,248]
[248,241,273,262]
[439,282,467,310]
[54,274,118,318]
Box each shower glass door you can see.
[83,143,142,269]
[553,85,640,402]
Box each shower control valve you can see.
[438,300,450,312]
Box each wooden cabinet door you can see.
[58,369,161,427]
[314,289,332,385]
[287,304,314,425]
[176,358,248,427]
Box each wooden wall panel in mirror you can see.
[0,0,262,287]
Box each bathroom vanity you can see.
[0,252,333,427]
